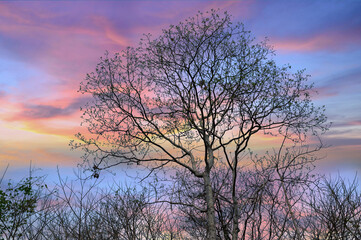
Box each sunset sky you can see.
[1,1,360,182]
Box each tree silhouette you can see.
[73,10,328,239]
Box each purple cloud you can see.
[6,97,89,120]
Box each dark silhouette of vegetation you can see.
[0,166,360,239]
[0,167,53,240]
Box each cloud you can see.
[90,15,130,47]
[0,95,91,138]
[271,28,361,52]
[330,120,361,128]
[0,0,360,181]
[0,3,34,25]
[324,137,361,147]
[18,104,74,120]
[0,90,6,99]
[316,145,361,173]
[6,96,89,121]
[246,1,361,52]
[314,68,361,98]
[0,148,80,168]
[0,3,129,77]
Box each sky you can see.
[0,0,360,182]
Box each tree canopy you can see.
[74,10,328,239]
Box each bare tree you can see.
[169,136,323,240]
[306,175,361,239]
[96,183,182,240]
[241,138,322,240]
[35,169,182,240]
[2,165,359,239]
[38,169,104,240]
[73,9,328,239]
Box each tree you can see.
[0,167,52,240]
[170,138,323,239]
[95,183,181,240]
[0,177,37,240]
[74,9,328,239]
[306,175,361,239]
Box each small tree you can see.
[74,10,327,239]
[0,168,50,240]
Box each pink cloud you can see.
[349,120,361,126]
[1,1,256,141]
[0,3,35,25]
[90,15,130,47]
[0,93,85,138]
[0,90,7,101]
[271,28,361,52]
[316,145,361,171]
[0,4,129,72]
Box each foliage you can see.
[0,175,44,240]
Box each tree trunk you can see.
[231,167,239,240]
[204,171,217,240]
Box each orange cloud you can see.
[0,148,80,168]
[20,120,82,138]
[0,123,81,169]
